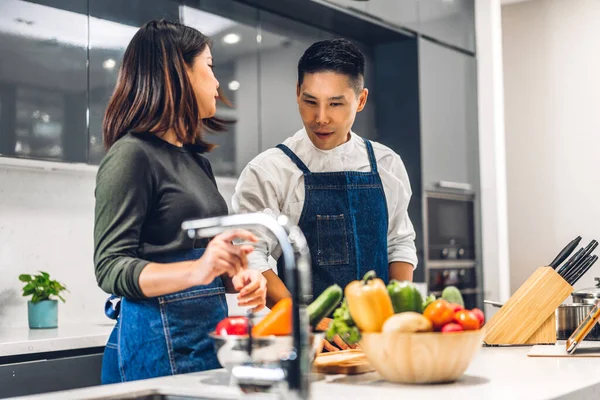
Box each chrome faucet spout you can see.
[182,213,312,399]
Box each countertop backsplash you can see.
[0,160,247,329]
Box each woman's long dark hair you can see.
[102,19,229,151]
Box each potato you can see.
[382,312,433,333]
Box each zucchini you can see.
[307,284,343,328]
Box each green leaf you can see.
[19,272,67,302]
[22,287,35,297]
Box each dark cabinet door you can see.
[419,38,479,191]
[0,0,88,162]
[418,0,476,53]
[0,352,103,399]
[366,0,419,31]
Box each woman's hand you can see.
[231,269,268,313]
[188,229,258,287]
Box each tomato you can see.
[454,310,480,331]
[449,303,464,313]
[471,308,485,328]
[441,323,464,333]
[423,299,455,330]
[215,316,249,335]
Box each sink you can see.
[89,390,237,400]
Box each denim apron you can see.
[101,248,227,384]
[276,139,389,299]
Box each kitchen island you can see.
[6,344,600,400]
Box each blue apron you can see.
[101,248,227,384]
[276,139,389,299]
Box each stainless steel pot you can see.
[556,303,600,340]
[571,277,600,305]
[485,300,600,341]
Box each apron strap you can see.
[276,144,311,174]
[364,139,378,174]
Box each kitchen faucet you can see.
[182,213,312,400]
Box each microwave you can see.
[424,190,476,262]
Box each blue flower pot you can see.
[28,300,58,329]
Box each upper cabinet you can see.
[365,0,419,31]
[324,0,368,14]
[418,0,476,53]
[318,0,475,53]
[418,38,479,191]
[0,0,88,163]
[320,0,418,31]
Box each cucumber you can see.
[441,286,464,307]
[307,284,343,328]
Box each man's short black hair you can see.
[297,38,365,94]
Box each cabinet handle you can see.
[437,181,472,192]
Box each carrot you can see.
[332,334,350,350]
[322,339,340,352]
[315,317,332,332]
[252,298,292,336]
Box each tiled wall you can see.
[0,159,243,328]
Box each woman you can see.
[94,20,267,384]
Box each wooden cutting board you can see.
[313,349,375,375]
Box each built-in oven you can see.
[424,190,480,310]
[425,191,475,262]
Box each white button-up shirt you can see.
[232,128,418,272]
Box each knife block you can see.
[483,266,573,345]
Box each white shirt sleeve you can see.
[386,153,419,269]
[231,161,282,273]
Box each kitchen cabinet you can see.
[418,0,476,53]
[0,351,103,399]
[319,0,418,32]
[366,0,419,31]
[418,38,479,192]
[316,0,474,52]
[324,0,367,14]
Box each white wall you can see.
[0,159,242,328]
[502,0,600,293]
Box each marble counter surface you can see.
[7,344,600,400]
[0,323,113,358]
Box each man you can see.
[232,38,417,308]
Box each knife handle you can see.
[550,236,582,269]
[557,247,584,276]
[564,241,598,283]
[569,255,599,286]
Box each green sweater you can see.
[93,133,228,299]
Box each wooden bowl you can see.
[359,329,484,384]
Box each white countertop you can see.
[8,344,600,400]
[0,323,114,357]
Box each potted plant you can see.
[19,271,68,329]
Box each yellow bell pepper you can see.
[345,271,394,333]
